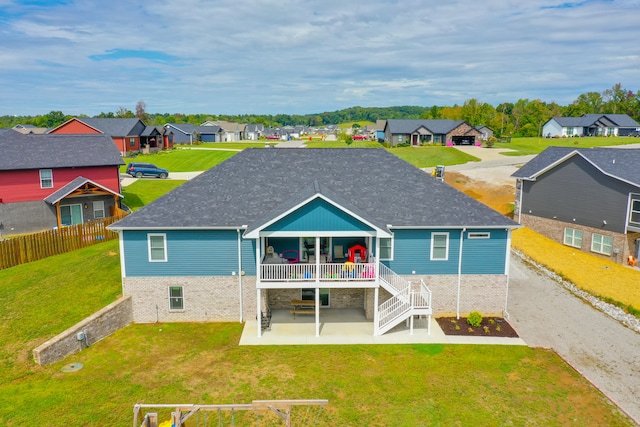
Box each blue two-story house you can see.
[109,148,520,337]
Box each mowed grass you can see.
[121,148,238,173]
[121,179,187,211]
[388,145,480,168]
[0,270,633,427]
[513,227,640,314]
[494,136,640,156]
[305,139,381,148]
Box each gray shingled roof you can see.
[111,148,518,230]
[385,119,467,135]
[0,132,124,171]
[512,146,640,187]
[44,176,122,204]
[166,123,197,134]
[550,114,640,128]
[76,118,143,136]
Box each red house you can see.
[0,131,125,236]
[50,118,170,155]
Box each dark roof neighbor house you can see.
[542,114,640,137]
[512,146,640,264]
[0,132,124,234]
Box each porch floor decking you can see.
[239,308,526,346]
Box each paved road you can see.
[509,255,640,424]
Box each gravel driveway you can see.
[508,255,640,424]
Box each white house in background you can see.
[542,114,640,138]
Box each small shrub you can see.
[467,311,483,327]
[489,318,495,325]
[455,324,461,330]
[483,326,490,334]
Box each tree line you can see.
[2,84,638,138]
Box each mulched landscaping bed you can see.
[436,316,519,338]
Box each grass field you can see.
[0,242,632,426]
[493,136,640,156]
[121,179,187,211]
[120,148,237,173]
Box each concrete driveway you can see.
[508,255,640,424]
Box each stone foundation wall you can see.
[123,276,256,323]
[267,288,365,309]
[411,274,508,317]
[520,213,634,264]
[32,296,133,366]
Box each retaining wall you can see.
[32,296,133,366]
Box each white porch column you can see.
[373,287,379,335]
[256,287,262,338]
[315,286,320,337]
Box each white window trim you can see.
[468,232,490,239]
[591,233,613,256]
[168,286,184,311]
[629,197,640,226]
[379,236,394,261]
[430,232,449,261]
[93,200,105,219]
[39,169,53,189]
[563,227,583,248]
[148,233,167,262]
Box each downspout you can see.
[237,228,243,323]
[117,231,126,298]
[456,227,466,319]
[517,179,524,224]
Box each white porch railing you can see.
[376,278,433,336]
[260,262,377,282]
[378,263,410,295]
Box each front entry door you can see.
[60,204,83,226]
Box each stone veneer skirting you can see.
[124,274,508,323]
[123,276,257,323]
[520,213,639,264]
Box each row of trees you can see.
[2,84,638,138]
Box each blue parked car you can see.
[127,162,169,178]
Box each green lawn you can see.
[387,145,480,168]
[195,142,267,149]
[305,140,381,148]
[0,241,633,426]
[493,136,640,156]
[121,179,187,211]
[121,148,238,173]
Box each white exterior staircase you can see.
[376,263,432,336]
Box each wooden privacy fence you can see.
[0,214,126,270]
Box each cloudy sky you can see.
[0,0,638,116]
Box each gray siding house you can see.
[512,147,640,264]
[542,114,640,138]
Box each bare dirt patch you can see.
[445,171,516,216]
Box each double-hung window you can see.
[630,198,640,225]
[591,233,613,255]
[39,169,53,188]
[148,233,167,262]
[169,286,184,310]
[379,237,393,260]
[431,232,449,260]
[93,200,105,219]
[563,228,583,248]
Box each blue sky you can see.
[0,0,638,116]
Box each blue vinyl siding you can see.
[381,229,506,275]
[266,198,373,232]
[462,229,507,274]
[124,230,248,277]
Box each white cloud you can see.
[0,0,638,115]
